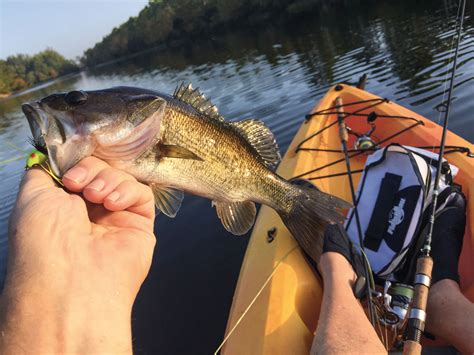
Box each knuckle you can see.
[81,156,108,167]
[74,156,109,175]
[83,189,101,203]
[99,167,135,183]
[143,185,154,201]
[114,180,134,194]
[147,233,157,248]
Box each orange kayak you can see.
[220,84,474,354]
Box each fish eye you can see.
[65,90,88,106]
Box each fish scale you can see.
[147,99,270,202]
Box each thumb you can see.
[16,167,62,206]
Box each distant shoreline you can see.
[0,71,82,101]
[0,49,79,99]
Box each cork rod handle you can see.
[403,255,433,355]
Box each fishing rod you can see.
[334,97,376,326]
[403,0,466,354]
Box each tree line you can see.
[81,0,322,67]
[0,49,79,95]
[0,0,328,95]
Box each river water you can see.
[0,1,473,353]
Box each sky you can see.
[0,0,149,60]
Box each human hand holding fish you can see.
[0,156,156,354]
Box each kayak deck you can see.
[221,84,473,354]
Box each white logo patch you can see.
[387,198,406,235]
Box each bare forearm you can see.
[311,253,386,354]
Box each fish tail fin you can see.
[277,180,351,263]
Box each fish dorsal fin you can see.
[233,119,281,170]
[212,200,256,235]
[173,82,224,121]
[150,184,184,218]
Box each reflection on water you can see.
[0,0,473,353]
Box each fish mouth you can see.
[22,102,62,177]
[22,103,46,145]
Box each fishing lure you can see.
[25,149,64,186]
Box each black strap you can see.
[364,173,402,251]
[384,185,422,253]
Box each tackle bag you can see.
[345,144,460,279]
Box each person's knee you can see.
[426,279,460,321]
[426,279,474,354]
[429,279,460,302]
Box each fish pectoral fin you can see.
[159,144,203,161]
[151,184,184,218]
[212,200,256,235]
[232,119,281,170]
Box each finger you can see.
[82,166,135,205]
[62,156,112,192]
[103,180,155,219]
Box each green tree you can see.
[0,49,79,96]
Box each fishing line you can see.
[214,245,299,354]
[430,0,463,155]
[403,1,466,353]
[0,155,28,166]
[334,97,376,326]
[426,0,465,253]
[360,246,390,348]
[2,140,28,153]
[0,140,29,166]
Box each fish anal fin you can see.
[159,144,203,161]
[213,200,256,235]
[150,184,184,218]
[173,82,224,121]
[233,119,281,170]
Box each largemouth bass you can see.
[22,83,350,262]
